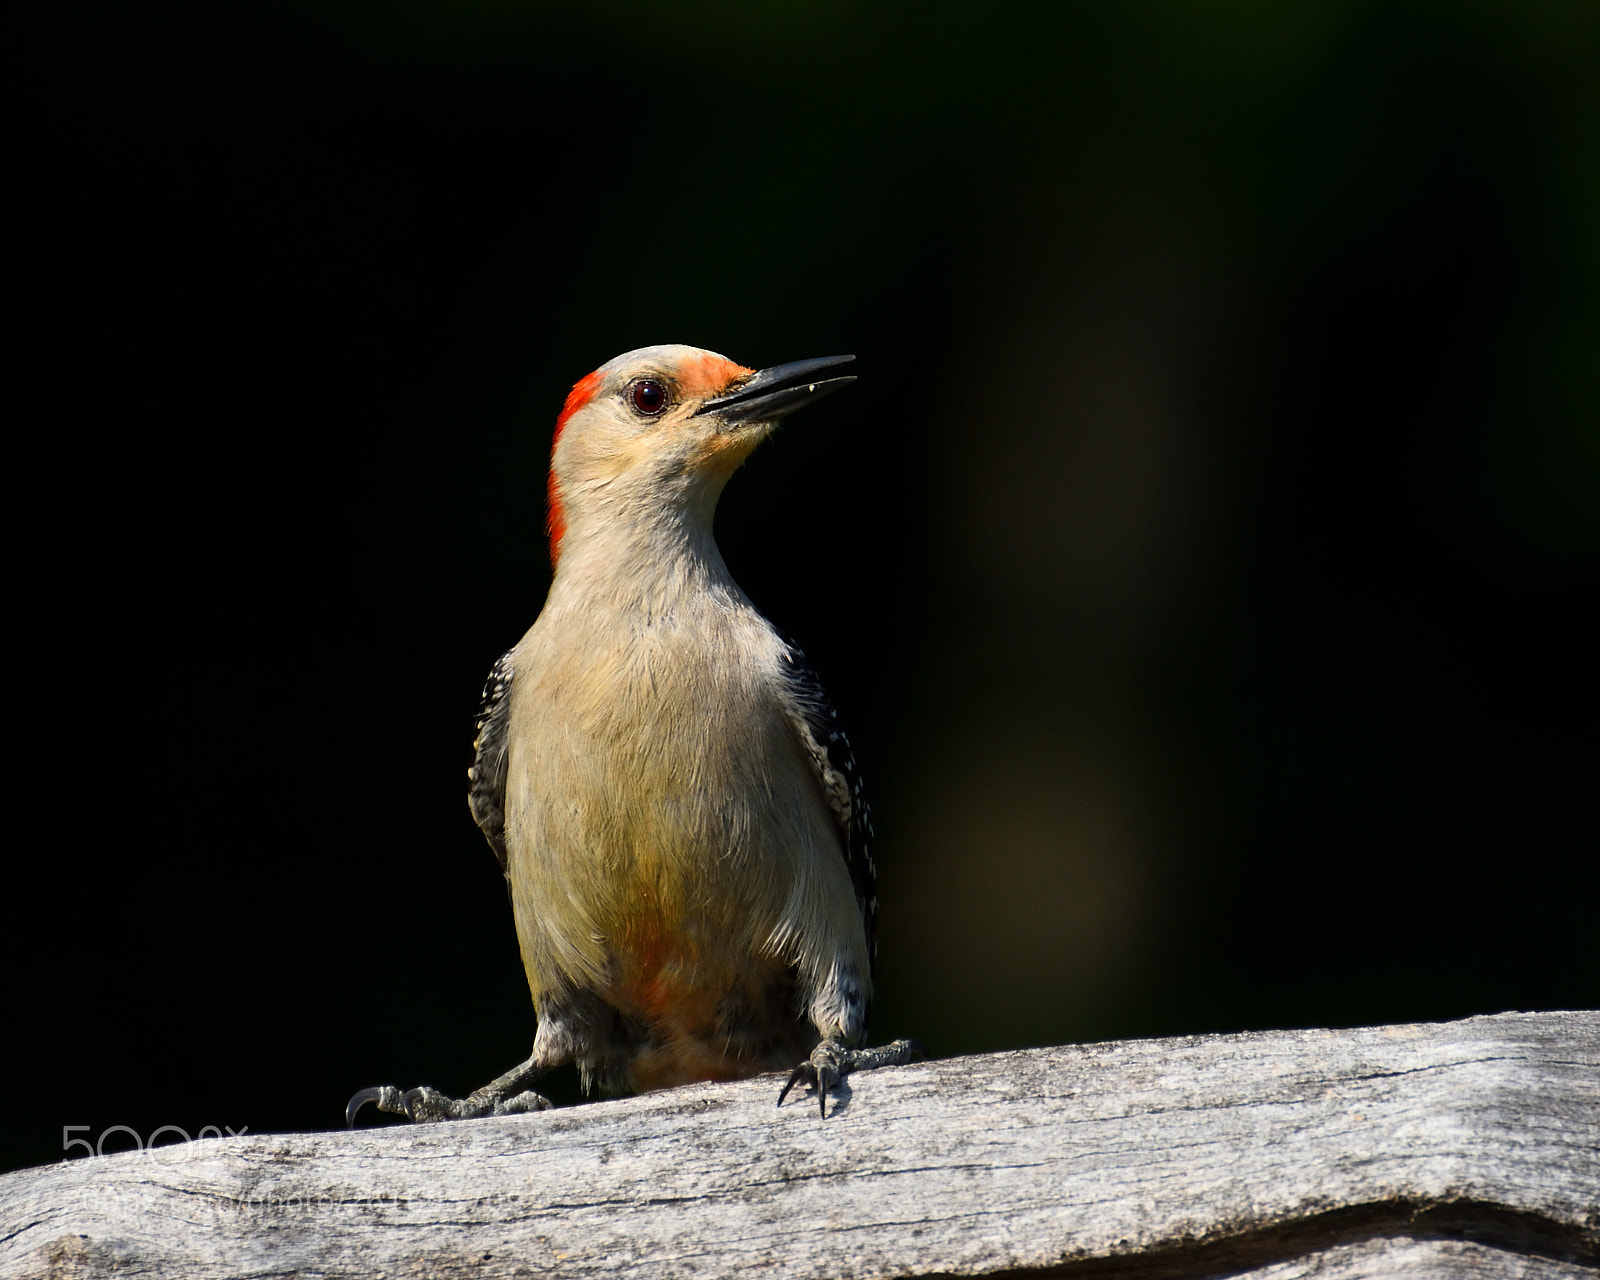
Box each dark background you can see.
[9,0,1596,1174]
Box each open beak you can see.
[695,355,856,425]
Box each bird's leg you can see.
[346,1008,601,1127]
[346,1051,554,1127]
[778,1038,924,1118]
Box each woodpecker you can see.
[348,345,919,1124]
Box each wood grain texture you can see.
[3,1011,1595,1279]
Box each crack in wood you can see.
[954,1200,1599,1280]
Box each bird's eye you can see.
[630,380,668,416]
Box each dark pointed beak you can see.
[695,355,856,425]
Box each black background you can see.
[9,0,1596,1174]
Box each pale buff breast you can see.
[500,591,863,1066]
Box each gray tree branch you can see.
[4,1010,1595,1279]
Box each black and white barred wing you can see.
[467,649,516,877]
[774,643,879,969]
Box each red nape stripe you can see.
[547,368,604,567]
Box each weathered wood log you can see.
[3,1010,1595,1279]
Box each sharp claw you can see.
[401,1087,427,1121]
[777,1066,809,1107]
[346,1086,385,1129]
[817,1064,837,1118]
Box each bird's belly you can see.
[606,903,810,1090]
[589,780,813,1087]
[506,632,840,1089]
[509,738,820,1087]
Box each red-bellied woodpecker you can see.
[348,345,919,1123]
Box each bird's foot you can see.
[346,1054,552,1126]
[777,1038,924,1117]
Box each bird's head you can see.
[545,344,855,568]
